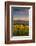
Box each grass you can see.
[13,24,29,36]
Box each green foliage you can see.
[13,29,29,36]
[13,24,29,36]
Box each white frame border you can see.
[9,5,32,40]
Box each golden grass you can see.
[13,24,29,32]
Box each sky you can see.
[11,7,30,21]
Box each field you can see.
[12,20,29,36]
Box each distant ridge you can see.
[13,20,29,25]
